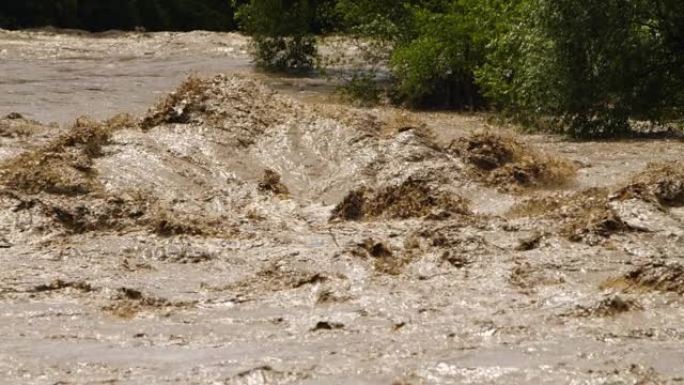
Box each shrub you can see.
[478,0,684,138]
[340,0,683,138]
[336,0,411,37]
[235,0,318,72]
[334,0,485,109]
[250,35,318,72]
[389,4,485,109]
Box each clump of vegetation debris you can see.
[331,177,471,221]
[0,115,135,196]
[508,162,684,243]
[568,295,641,318]
[0,100,247,238]
[141,76,210,129]
[258,169,289,197]
[0,113,46,138]
[612,163,684,208]
[450,133,577,191]
[152,207,231,238]
[508,187,628,243]
[602,263,684,295]
[352,238,412,276]
[102,287,194,319]
[140,74,298,146]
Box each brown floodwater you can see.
[0,29,683,385]
[0,29,253,124]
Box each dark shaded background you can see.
[0,0,243,31]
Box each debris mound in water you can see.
[152,209,226,237]
[352,238,410,275]
[331,178,471,221]
[43,194,150,233]
[32,279,95,293]
[510,187,632,243]
[141,74,299,146]
[603,263,684,294]
[0,113,45,138]
[0,115,134,195]
[452,133,576,190]
[141,76,209,128]
[612,163,684,207]
[258,169,289,196]
[570,295,640,317]
[103,287,192,319]
[510,162,684,243]
[227,264,329,297]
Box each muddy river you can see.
[0,29,683,385]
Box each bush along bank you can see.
[235,0,684,139]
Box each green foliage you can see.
[478,0,684,138]
[4,0,682,138]
[235,0,318,72]
[311,0,342,34]
[336,0,451,42]
[334,0,486,109]
[389,2,485,108]
[476,1,549,121]
[250,35,318,72]
[336,0,409,39]
[338,0,683,137]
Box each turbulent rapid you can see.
[0,30,683,385]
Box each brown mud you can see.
[1,29,683,385]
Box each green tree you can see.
[478,0,684,138]
[389,1,486,108]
